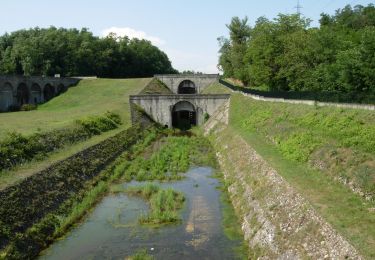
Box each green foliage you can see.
[76,112,121,135]
[217,95,375,259]
[229,93,375,197]
[126,184,185,225]
[0,112,122,171]
[139,78,172,94]
[218,4,375,95]
[0,27,177,77]
[122,135,216,182]
[127,249,154,260]
[0,78,148,139]
[276,132,322,162]
[20,104,37,111]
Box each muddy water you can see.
[40,167,244,259]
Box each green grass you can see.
[139,78,172,94]
[204,83,375,258]
[126,249,154,260]
[126,183,185,225]
[121,133,216,182]
[214,172,250,259]
[205,83,375,197]
[0,127,126,190]
[201,82,232,94]
[0,78,151,138]
[224,124,375,258]
[206,83,375,258]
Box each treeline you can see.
[218,4,375,93]
[0,27,177,78]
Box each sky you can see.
[1,0,374,73]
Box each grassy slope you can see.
[204,83,375,258]
[0,78,151,138]
[0,78,151,189]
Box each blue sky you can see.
[1,0,374,73]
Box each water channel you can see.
[40,167,245,259]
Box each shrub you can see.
[0,112,122,171]
[20,104,37,111]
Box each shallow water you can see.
[40,167,244,260]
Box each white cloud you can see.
[100,27,219,74]
[101,26,165,46]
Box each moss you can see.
[139,78,172,94]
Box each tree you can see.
[0,27,176,77]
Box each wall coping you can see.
[154,74,219,78]
[130,94,230,100]
[0,75,79,81]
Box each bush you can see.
[20,104,37,111]
[0,112,122,171]
[76,112,121,135]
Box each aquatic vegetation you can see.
[126,249,154,260]
[126,184,185,225]
[122,135,217,181]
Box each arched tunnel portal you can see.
[178,80,196,94]
[172,101,196,130]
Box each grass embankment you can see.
[139,78,172,94]
[0,112,121,171]
[0,78,150,138]
[205,83,375,258]
[0,78,150,189]
[125,183,185,225]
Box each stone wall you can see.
[0,75,80,111]
[129,94,230,127]
[206,123,362,259]
[155,74,219,94]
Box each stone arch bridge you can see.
[130,74,230,129]
[0,75,79,111]
[155,74,218,94]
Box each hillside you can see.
[205,83,375,258]
[0,78,151,138]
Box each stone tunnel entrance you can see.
[17,83,30,106]
[178,80,196,94]
[172,101,196,130]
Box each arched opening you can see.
[177,80,196,94]
[17,83,30,106]
[43,84,55,102]
[30,83,42,104]
[57,84,67,95]
[0,83,13,111]
[172,101,196,130]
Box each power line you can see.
[295,0,303,16]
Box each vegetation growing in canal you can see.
[126,249,154,260]
[126,183,185,225]
[121,134,217,181]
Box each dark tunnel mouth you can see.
[178,80,196,94]
[171,101,196,130]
